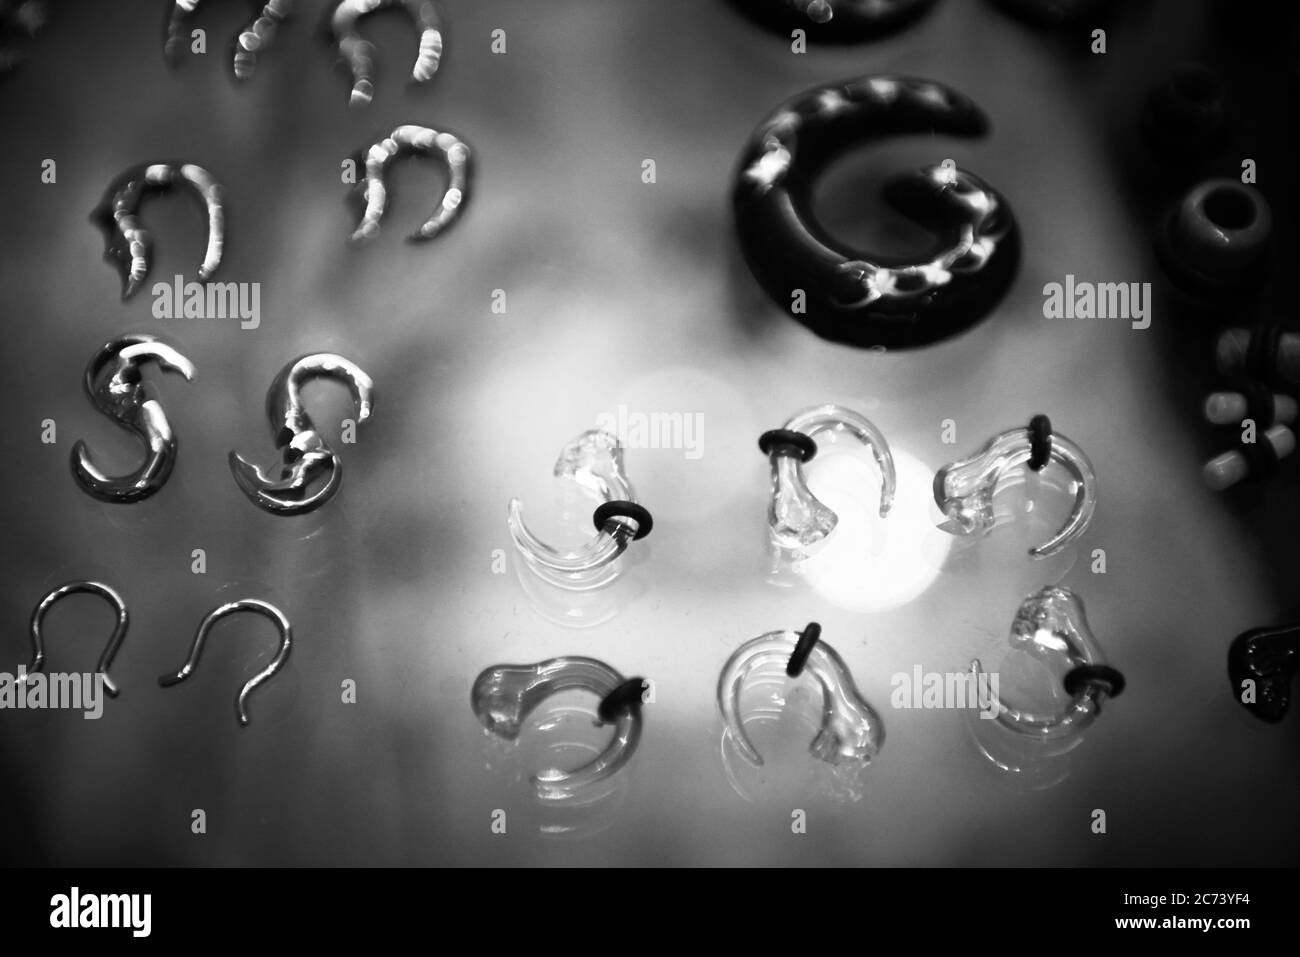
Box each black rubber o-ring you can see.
[598,677,648,724]
[1063,664,1126,699]
[1028,414,1052,472]
[787,622,822,677]
[593,501,653,540]
[759,429,817,462]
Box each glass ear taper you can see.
[718,625,884,768]
[471,657,645,801]
[933,419,1096,558]
[507,430,654,591]
[759,404,896,551]
[971,586,1124,740]
[1228,621,1300,723]
[229,353,374,516]
[329,0,443,108]
[72,333,196,504]
[349,125,470,243]
[28,581,129,698]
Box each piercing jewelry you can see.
[1216,323,1300,387]
[1203,425,1295,491]
[72,334,196,504]
[471,657,646,801]
[718,623,884,768]
[28,581,129,697]
[758,404,895,551]
[165,0,292,79]
[1228,621,1299,723]
[1157,178,1271,301]
[933,414,1097,558]
[349,124,470,243]
[507,430,653,590]
[329,0,443,108]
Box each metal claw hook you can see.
[329,0,443,107]
[471,656,644,801]
[349,124,470,243]
[760,404,896,552]
[229,353,374,516]
[165,0,292,79]
[158,598,293,727]
[507,430,654,591]
[71,333,196,504]
[27,581,129,698]
[933,419,1096,558]
[718,627,884,768]
[92,161,225,300]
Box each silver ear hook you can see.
[507,430,654,591]
[718,626,884,768]
[165,0,292,79]
[92,162,225,300]
[329,0,443,107]
[471,657,644,802]
[759,404,896,551]
[933,418,1097,558]
[971,586,1124,740]
[27,581,129,698]
[229,353,375,516]
[71,333,197,504]
[158,598,293,727]
[349,124,470,243]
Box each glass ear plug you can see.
[1228,621,1299,723]
[471,658,647,802]
[27,581,129,698]
[507,430,654,591]
[718,623,883,769]
[933,414,1096,558]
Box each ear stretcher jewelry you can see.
[718,623,883,768]
[28,581,129,698]
[1228,621,1299,723]
[229,353,374,515]
[972,586,1124,740]
[933,414,1096,558]
[329,0,443,108]
[72,334,196,504]
[471,657,646,801]
[158,598,293,727]
[732,75,1018,349]
[758,404,895,551]
[92,162,225,300]
[1217,323,1300,387]
[349,125,470,243]
[165,0,291,79]
[1157,178,1271,301]
[507,430,653,591]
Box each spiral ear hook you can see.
[507,430,654,591]
[27,581,129,698]
[718,625,884,768]
[759,404,896,552]
[229,353,374,515]
[92,161,225,300]
[471,657,645,801]
[165,0,292,79]
[329,0,443,107]
[71,333,197,504]
[971,586,1123,740]
[349,125,470,243]
[933,415,1097,558]
[158,598,293,727]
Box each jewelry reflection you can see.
[229,353,374,515]
[165,0,291,79]
[329,0,443,108]
[471,657,645,803]
[92,161,224,300]
[72,334,196,504]
[508,430,653,591]
[349,125,470,243]
[933,415,1096,558]
[27,581,129,698]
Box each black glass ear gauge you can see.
[1229,623,1300,723]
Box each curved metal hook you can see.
[763,404,896,551]
[92,161,225,300]
[718,629,883,768]
[330,0,443,107]
[507,430,650,591]
[165,0,292,79]
[1228,622,1300,723]
[933,423,1096,558]
[71,333,196,504]
[158,598,292,726]
[349,124,470,243]
[971,586,1117,740]
[27,581,129,697]
[229,353,374,515]
[471,656,642,802]
[733,75,1019,348]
